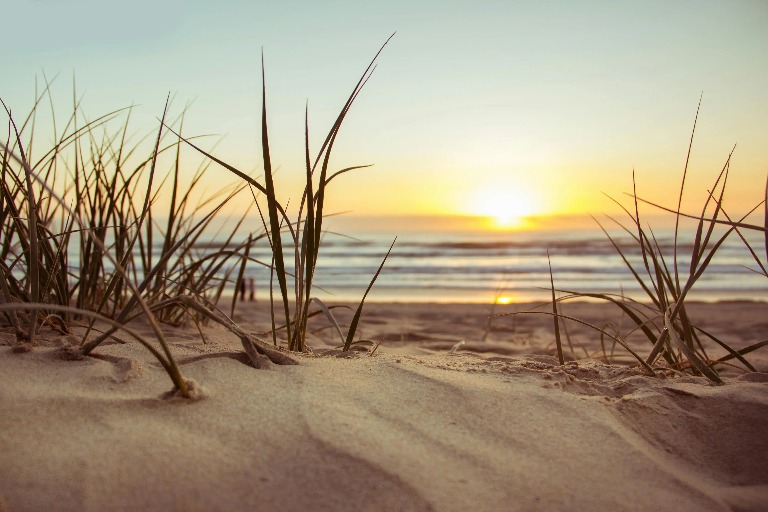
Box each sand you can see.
[1,300,767,511]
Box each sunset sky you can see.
[4,0,768,231]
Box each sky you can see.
[4,0,768,232]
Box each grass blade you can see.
[259,52,293,347]
[547,251,564,365]
[343,238,396,351]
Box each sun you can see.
[467,188,539,229]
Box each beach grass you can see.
[0,83,267,396]
[3,41,766,396]
[1,37,397,395]
[167,35,397,353]
[512,104,768,382]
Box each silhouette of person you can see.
[248,277,255,301]
[239,279,246,301]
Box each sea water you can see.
[238,226,767,304]
[60,221,767,304]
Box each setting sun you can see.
[466,188,540,229]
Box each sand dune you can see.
[1,301,767,511]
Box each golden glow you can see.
[495,296,514,305]
[466,188,540,230]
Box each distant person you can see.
[239,279,246,301]
[248,277,255,302]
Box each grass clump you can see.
[1,38,396,395]
[168,35,397,353]
[509,103,767,383]
[0,81,276,396]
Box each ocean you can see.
[236,225,768,304]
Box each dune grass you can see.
[510,106,768,382]
[0,82,277,396]
[1,39,396,395]
[8,39,762,393]
[166,35,397,353]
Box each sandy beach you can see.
[1,300,766,511]
[4,2,768,510]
